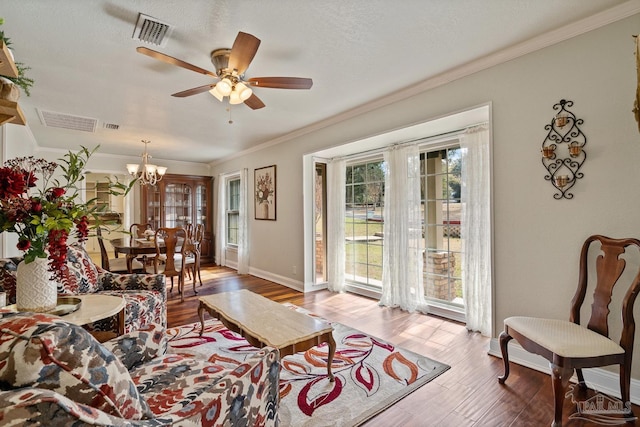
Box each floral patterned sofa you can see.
[0,243,166,334]
[0,312,280,426]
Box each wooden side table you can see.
[2,294,125,342]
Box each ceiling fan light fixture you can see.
[229,90,243,105]
[217,78,233,96]
[236,82,252,101]
[209,86,224,101]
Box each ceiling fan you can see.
[136,31,313,110]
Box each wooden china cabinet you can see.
[140,174,214,262]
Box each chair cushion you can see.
[0,312,152,420]
[505,316,624,358]
[108,257,145,273]
[130,353,234,420]
[59,244,102,294]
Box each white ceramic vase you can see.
[16,257,58,312]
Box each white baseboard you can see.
[248,266,305,292]
[488,338,640,405]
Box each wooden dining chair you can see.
[130,222,153,238]
[498,235,640,426]
[153,227,195,302]
[96,227,144,274]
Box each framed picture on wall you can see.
[255,165,276,220]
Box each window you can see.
[226,178,240,245]
[420,145,464,308]
[340,144,467,313]
[344,159,385,288]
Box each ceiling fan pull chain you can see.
[227,107,233,124]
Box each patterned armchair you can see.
[0,312,280,426]
[0,243,166,334]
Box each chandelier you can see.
[126,140,167,186]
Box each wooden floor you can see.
[167,265,640,426]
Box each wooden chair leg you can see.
[575,368,587,389]
[550,363,572,427]
[498,331,512,384]
[179,271,184,303]
[620,360,632,413]
[191,265,198,295]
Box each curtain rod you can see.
[329,121,488,162]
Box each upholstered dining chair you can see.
[96,227,144,274]
[498,235,640,427]
[152,227,195,302]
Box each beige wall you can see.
[211,14,640,378]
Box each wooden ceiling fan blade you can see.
[248,77,313,89]
[137,47,217,77]
[172,84,217,97]
[244,93,266,110]
[228,32,261,75]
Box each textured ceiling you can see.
[0,0,632,164]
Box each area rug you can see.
[166,305,450,426]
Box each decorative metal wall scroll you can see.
[541,99,586,199]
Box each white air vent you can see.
[132,13,173,47]
[37,109,97,133]
[104,123,120,130]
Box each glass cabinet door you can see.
[164,183,192,228]
[145,185,161,231]
[195,183,207,228]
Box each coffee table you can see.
[198,289,336,381]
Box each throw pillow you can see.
[59,244,102,294]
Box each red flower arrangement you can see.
[0,146,132,280]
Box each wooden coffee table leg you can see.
[327,332,336,382]
[198,300,207,337]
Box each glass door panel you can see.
[164,183,192,228]
[195,184,207,228]
[145,185,161,231]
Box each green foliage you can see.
[0,18,34,96]
[4,62,34,96]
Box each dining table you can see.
[109,237,165,273]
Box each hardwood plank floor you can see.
[167,265,640,426]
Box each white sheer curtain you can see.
[215,174,227,267]
[461,125,492,336]
[379,144,426,313]
[237,168,249,274]
[326,159,346,292]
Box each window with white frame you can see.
[226,177,240,246]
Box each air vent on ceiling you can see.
[37,109,97,133]
[132,13,173,47]
[104,123,120,130]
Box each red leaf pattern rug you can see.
[166,304,450,426]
